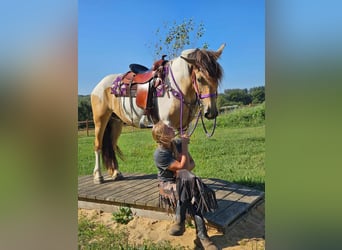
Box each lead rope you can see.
[201,112,217,137]
[186,104,217,137]
[186,106,201,137]
[169,64,185,136]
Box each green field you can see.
[78,104,265,191]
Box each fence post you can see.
[86,119,89,136]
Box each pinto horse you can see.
[90,44,225,183]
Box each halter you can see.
[191,70,218,100]
[168,64,217,137]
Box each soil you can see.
[78,201,264,250]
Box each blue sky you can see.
[78,0,264,95]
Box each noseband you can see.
[199,93,218,99]
[169,64,217,137]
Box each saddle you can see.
[111,56,168,119]
[121,55,168,85]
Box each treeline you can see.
[78,86,265,121]
[217,86,265,108]
[78,95,92,122]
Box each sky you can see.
[78,0,264,95]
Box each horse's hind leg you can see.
[92,97,112,184]
[108,117,124,180]
[93,115,112,183]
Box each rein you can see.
[168,64,217,137]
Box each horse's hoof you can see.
[112,173,124,181]
[93,176,104,184]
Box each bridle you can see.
[168,63,217,137]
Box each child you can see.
[152,121,218,250]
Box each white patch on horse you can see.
[91,74,120,101]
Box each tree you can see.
[150,18,208,60]
[216,93,229,109]
[78,95,92,121]
[249,86,265,104]
[224,88,252,105]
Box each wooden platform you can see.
[78,173,264,232]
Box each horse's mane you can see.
[186,48,223,84]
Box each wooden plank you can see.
[113,178,158,199]
[104,176,158,202]
[78,176,95,188]
[78,174,158,204]
[204,185,253,222]
[132,185,159,200]
[210,190,264,229]
[122,182,159,204]
[78,177,118,198]
[79,200,175,221]
[218,189,264,219]
[78,175,91,183]
[78,173,123,189]
[206,188,263,225]
[102,173,155,197]
[144,193,160,208]
[83,173,145,200]
[79,173,142,200]
[140,190,159,204]
[134,188,160,206]
[78,174,265,232]
[205,182,241,211]
[90,182,129,200]
[90,173,143,200]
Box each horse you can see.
[90,44,225,184]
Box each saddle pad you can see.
[111,77,150,110]
[111,79,137,97]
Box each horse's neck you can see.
[168,58,194,97]
[157,59,198,128]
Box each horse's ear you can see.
[181,56,196,65]
[213,43,226,59]
[217,43,226,53]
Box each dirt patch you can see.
[78,201,264,249]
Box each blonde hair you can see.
[152,121,174,149]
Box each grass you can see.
[78,105,265,191]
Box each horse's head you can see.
[181,44,225,119]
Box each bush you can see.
[217,103,265,128]
[112,207,133,225]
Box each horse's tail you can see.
[102,116,124,172]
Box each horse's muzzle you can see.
[204,109,218,119]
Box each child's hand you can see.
[181,135,190,145]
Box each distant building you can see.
[219,105,239,114]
